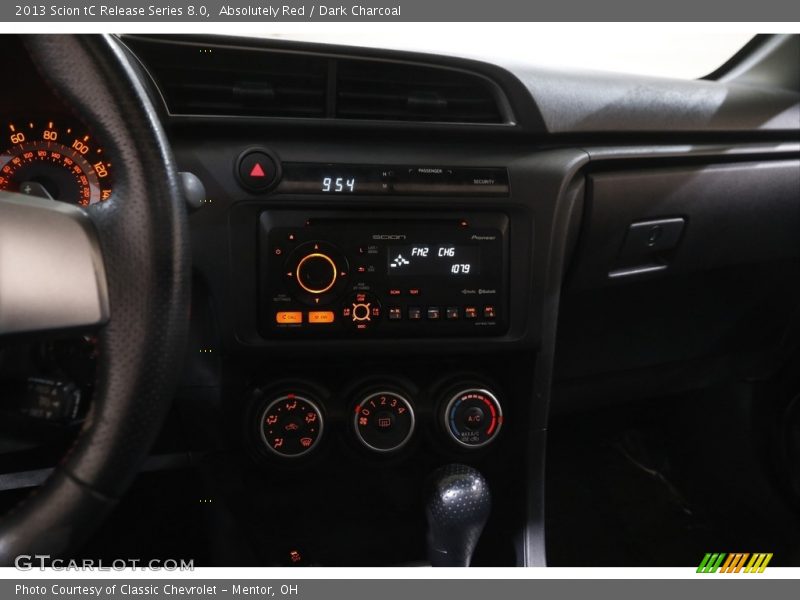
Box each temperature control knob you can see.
[260,394,324,458]
[442,388,503,449]
[353,391,415,453]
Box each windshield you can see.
[231,25,754,80]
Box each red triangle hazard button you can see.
[238,151,277,191]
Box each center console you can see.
[174,138,584,567]
[234,162,519,480]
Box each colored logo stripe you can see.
[697,553,726,573]
[697,553,773,573]
[719,553,749,573]
[744,553,773,573]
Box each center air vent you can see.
[123,36,510,124]
[335,59,504,123]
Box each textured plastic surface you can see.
[425,464,492,567]
[513,65,800,134]
[570,160,800,289]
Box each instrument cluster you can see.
[0,117,112,206]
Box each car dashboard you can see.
[0,33,799,567]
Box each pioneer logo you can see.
[471,234,496,241]
[372,234,407,240]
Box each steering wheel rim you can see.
[0,34,190,563]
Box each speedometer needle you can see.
[19,181,54,200]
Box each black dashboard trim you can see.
[119,34,523,129]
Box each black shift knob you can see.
[425,464,491,567]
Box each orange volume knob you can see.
[296,253,338,294]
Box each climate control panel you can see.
[249,380,504,460]
[259,210,509,338]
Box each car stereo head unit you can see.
[259,211,509,338]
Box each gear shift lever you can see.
[425,464,491,567]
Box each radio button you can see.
[276,311,303,324]
[352,303,371,321]
[446,307,460,320]
[408,288,421,296]
[464,307,478,319]
[483,306,496,319]
[345,292,382,329]
[427,307,441,320]
[308,311,335,324]
[408,307,422,320]
[388,307,402,320]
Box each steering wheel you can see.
[0,35,189,563]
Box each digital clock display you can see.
[321,176,356,193]
[277,163,509,196]
[278,164,388,195]
[387,245,480,276]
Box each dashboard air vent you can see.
[335,59,504,123]
[123,36,510,124]
[128,39,328,118]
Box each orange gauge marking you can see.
[0,118,112,206]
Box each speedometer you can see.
[0,118,112,206]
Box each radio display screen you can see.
[387,245,480,276]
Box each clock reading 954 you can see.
[321,176,356,193]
